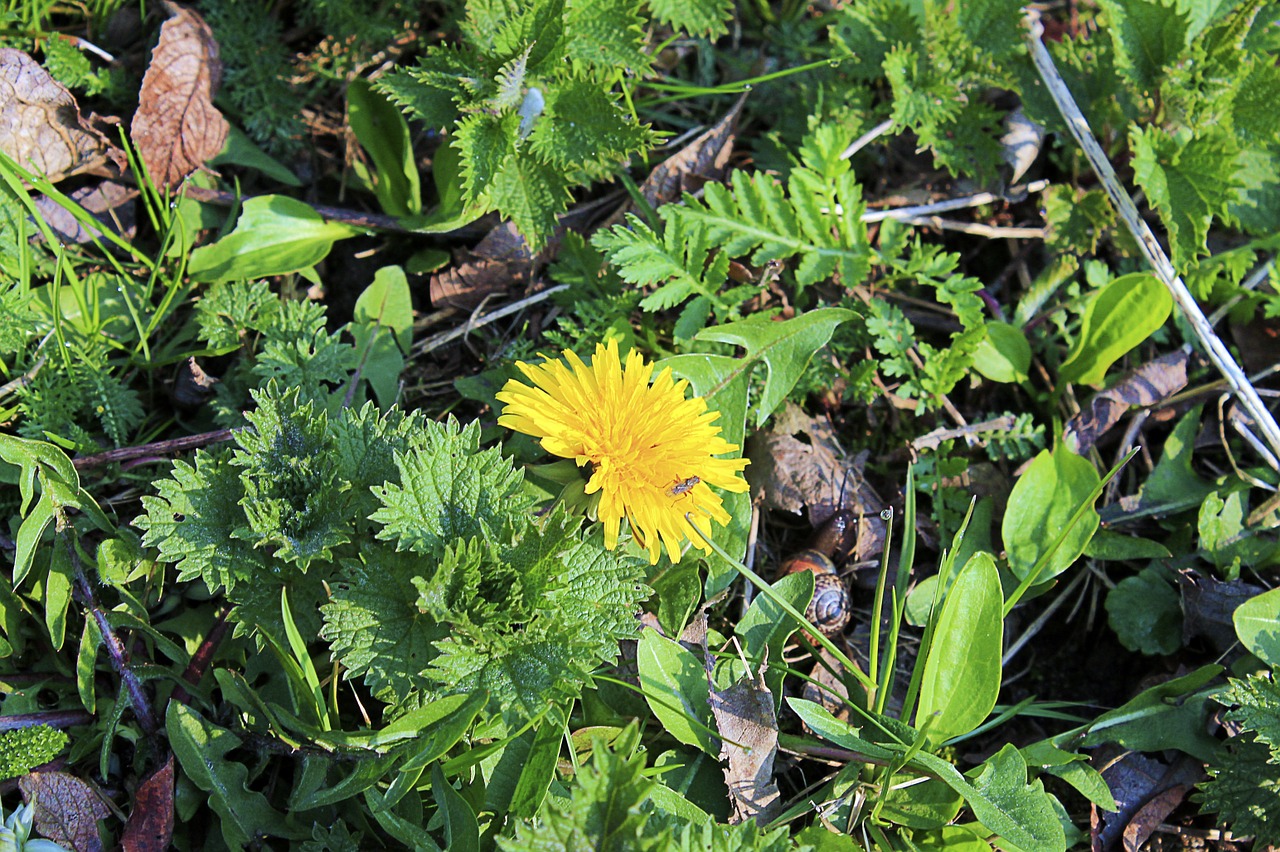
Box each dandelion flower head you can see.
[497,339,749,564]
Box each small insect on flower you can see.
[667,476,700,498]
[496,339,749,564]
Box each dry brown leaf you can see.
[121,754,175,852]
[19,770,111,852]
[749,404,886,565]
[130,2,228,189]
[35,180,138,244]
[710,655,781,825]
[1177,571,1262,653]
[1064,350,1189,455]
[0,49,122,182]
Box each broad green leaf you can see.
[1059,273,1173,386]
[1002,445,1100,583]
[44,536,73,650]
[187,195,363,283]
[1233,587,1280,666]
[652,562,701,639]
[1078,664,1223,762]
[637,629,714,754]
[1106,565,1183,655]
[907,825,992,850]
[348,79,421,216]
[734,570,813,711]
[509,716,563,818]
[209,124,301,186]
[916,552,1003,745]
[166,703,294,848]
[1084,530,1171,560]
[789,698,1065,851]
[354,265,414,353]
[966,745,1066,852]
[972,321,1030,383]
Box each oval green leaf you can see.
[916,552,1003,745]
[1233,586,1280,666]
[1059,272,1172,386]
[1002,445,1100,584]
[187,195,362,283]
[972,321,1031,383]
[637,629,715,755]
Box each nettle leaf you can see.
[488,0,566,72]
[1131,126,1240,267]
[564,0,651,74]
[829,0,924,81]
[1198,672,1280,846]
[427,530,647,723]
[136,449,271,594]
[376,44,480,129]
[321,545,449,705]
[373,417,532,556]
[499,737,670,851]
[646,0,733,37]
[488,151,572,250]
[1098,0,1190,95]
[455,112,516,204]
[1045,186,1115,257]
[530,80,651,169]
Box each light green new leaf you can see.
[1002,445,1100,584]
[1059,273,1172,386]
[637,629,714,755]
[354,265,414,353]
[916,552,1003,745]
[187,195,363,283]
[348,79,421,217]
[972,321,1030,383]
[1233,586,1280,666]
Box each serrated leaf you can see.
[530,80,651,169]
[372,418,531,555]
[646,0,733,37]
[1098,0,1190,94]
[564,0,651,74]
[1131,127,1240,267]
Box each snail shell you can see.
[782,549,851,637]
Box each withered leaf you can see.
[1064,350,1188,455]
[121,754,175,852]
[19,770,111,852]
[710,657,781,825]
[0,49,122,182]
[34,180,138,244]
[749,404,886,565]
[635,92,745,209]
[130,2,228,189]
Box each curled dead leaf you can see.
[1065,350,1189,455]
[710,656,781,825]
[130,2,228,189]
[0,48,123,182]
[121,754,175,852]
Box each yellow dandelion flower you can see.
[497,339,749,564]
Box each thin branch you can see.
[860,179,1051,223]
[73,428,237,470]
[1023,10,1280,463]
[413,284,570,357]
